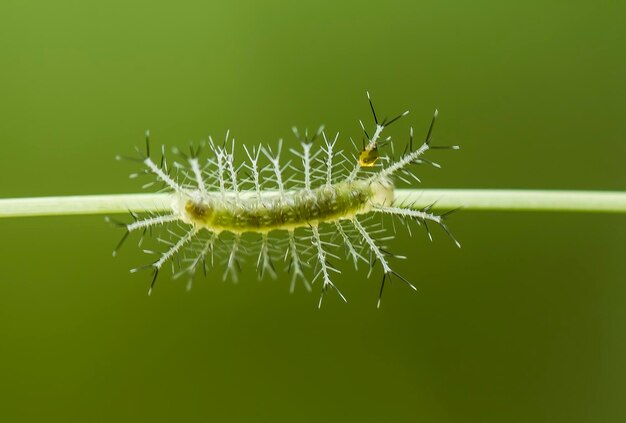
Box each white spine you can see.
[189,158,206,194]
[127,214,179,232]
[311,226,345,307]
[143,158,187,194]
[352,218,391,274]
[302,142,312,193]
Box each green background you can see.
[1,1,625,421]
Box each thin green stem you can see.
[394,189,626,214]
[0,190,626,219]
[0,194,171,218]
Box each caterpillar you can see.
[112,93,460,307]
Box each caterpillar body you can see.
[114,93,460,307]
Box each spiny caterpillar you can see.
[112,93,460,307]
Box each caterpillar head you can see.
[370,176,395,208]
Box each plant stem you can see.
[0,190,625,219]
[394,189,626,214]
[0,194,171,218]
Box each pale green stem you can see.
[0,194,171,218]
[0,190,626,219]
[394,189,626,214]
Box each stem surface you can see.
[1,190,626,218]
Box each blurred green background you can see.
[0,1,625,421]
